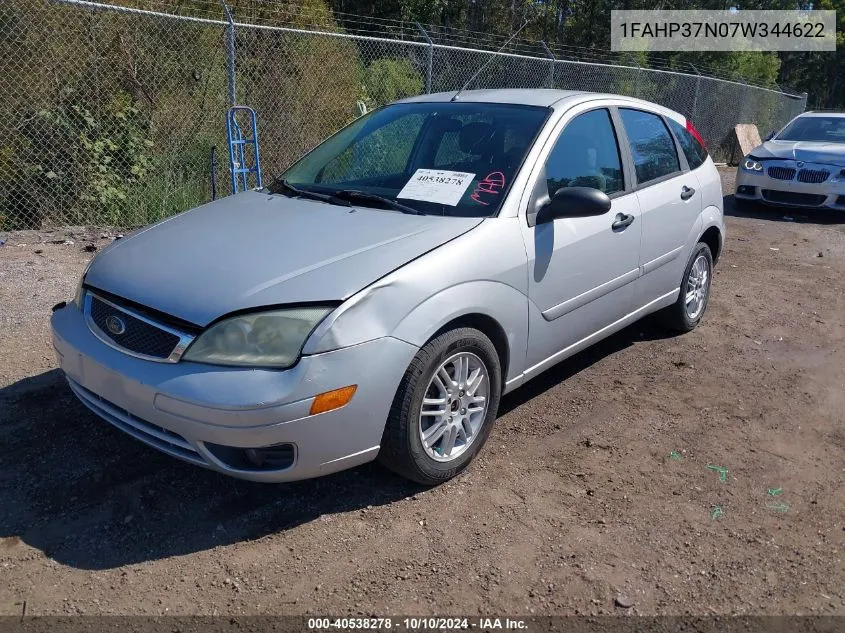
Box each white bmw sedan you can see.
[735,112,845,211]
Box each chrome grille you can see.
[85,293,193,362]
[767,166,796,180]
[797,168,830,184]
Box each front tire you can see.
[659,242,714,332]
[378,327,502,485]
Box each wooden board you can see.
[728,123,763,165]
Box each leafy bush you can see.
[0,90,154,228]
[362,58,424,108]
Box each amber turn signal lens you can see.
[309,385,357,415]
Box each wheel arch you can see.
[697,203,725,264]
[427,313,511,387]
[700,225,723,263]
[389,280,529,386]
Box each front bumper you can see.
[735,163,845,210]
[51,302,418,482]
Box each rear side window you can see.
[619,108,680,185]
[667,118,708,170]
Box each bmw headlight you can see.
[742,157,763,172]
[182,307,333,368]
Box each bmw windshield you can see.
[776,116,845,143]
[276,101,550,217]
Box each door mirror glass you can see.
[537,186,612,224]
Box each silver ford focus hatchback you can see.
[51,89,725,485]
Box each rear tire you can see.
[378,327,501,485]
[659,242,714,333]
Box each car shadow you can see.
[723,194,844,225]
[0,369,425,570]
[499,317,676,416]
[1,317,675,570]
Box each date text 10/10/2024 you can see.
[307,617,529,630]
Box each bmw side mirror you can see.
[537,187,612,224]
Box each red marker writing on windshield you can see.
[471,171,505,205]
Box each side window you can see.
[667,118,708,170]
[320,113,425,183]
[544,109,624,197]
[619,108,681,185]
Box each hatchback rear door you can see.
[617,107,703,304]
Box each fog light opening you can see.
[204,441,295,471]
[245,445,296,469]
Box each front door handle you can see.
[681,186,696,200]
[612,213,635,231]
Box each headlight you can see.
[742,157,763,172]
[182,307,333,368]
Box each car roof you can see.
[397,89,686,120]
[799,111,845,118]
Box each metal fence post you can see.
[220,0,236,107]
[540,41,555,89]
[800,92,808,113]
[415,22,433,94]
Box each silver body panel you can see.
[51,89,725,482]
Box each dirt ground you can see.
[1,168,843,618]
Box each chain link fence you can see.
[0,0,808,230]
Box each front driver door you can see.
[520,106,642,377]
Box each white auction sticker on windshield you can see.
[397,169,475,206]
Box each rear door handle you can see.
[611,213,635,231]
[681,186,696,200]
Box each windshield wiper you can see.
[269,179,349,206]
[329,189,424,215]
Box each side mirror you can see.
[536,187,612,224]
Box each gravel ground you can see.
[1,169,843,617]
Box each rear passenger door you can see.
[618,108,702,303]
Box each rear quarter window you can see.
[619,108,681,185]
[667,118,708,170]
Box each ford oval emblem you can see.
[106,314,126,336]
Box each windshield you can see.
[776,116,845,143]
[279,102,550,217]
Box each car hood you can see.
[85,191,483,326]
[752,140,845,166]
